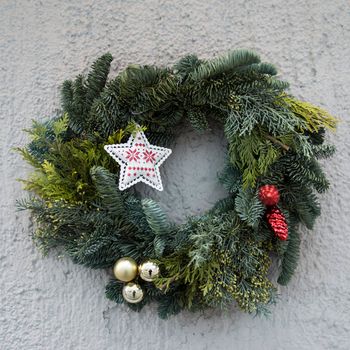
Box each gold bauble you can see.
[113,257,138,282]
[122,282,144,303]
[139,261,160,282]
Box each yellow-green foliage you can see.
[114,123,147,143]
[21,138,118,204]
[284,96,338,132]
[229,129,280,188]
[18,118,145,205]
[52,113,69,137]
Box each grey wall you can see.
[1,1,350,349]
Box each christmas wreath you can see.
[18,50,337,318]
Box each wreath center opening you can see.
[138,125,228,223]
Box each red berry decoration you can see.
[266,207,288,241]
[259,185,280,206]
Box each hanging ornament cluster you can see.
[258,184,289,241]
[113,257,160,303]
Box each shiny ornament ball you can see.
[122,282,144,303]
[113,257,138,282]
[259,185,280,206]
[139,261,160,282]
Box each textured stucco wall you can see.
[1,1,350,349]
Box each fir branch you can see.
[234,189,264,228]
[141,199,170,236]
[142,199,170,257]
[86,53,113,103]
[189,50,261,81]
[90,166,125,217]
[277,226,301,285]
[105,279,125,304]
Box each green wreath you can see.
[18,50,337,318]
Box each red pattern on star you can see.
[143,150,157,163]
[125,148,140,162]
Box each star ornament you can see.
[104,129,172,191]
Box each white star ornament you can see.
[104,129,172,191]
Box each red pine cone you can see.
[259,185,280,206]
[266,206,288,241]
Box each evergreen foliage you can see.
[18,50,336,318]
[234,188,264,228]
[277,219,301,285]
